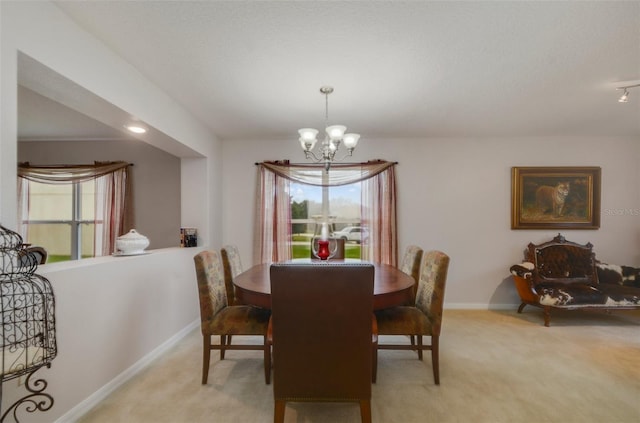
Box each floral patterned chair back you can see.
[399,245,423,299]
[194,250,228,324]
[415,250,450,337]
[221,245,243,305]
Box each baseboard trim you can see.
[445,303,520,310]
[55,319,199,423]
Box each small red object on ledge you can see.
[316,240,330,260]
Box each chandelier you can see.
[298,86,360,171]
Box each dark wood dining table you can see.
[233,258,415,310]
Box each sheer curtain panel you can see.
[254,165,292,264]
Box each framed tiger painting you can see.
[511,166,601,229]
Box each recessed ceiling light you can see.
[125,125,147,134]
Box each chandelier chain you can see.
[325,92,329,124]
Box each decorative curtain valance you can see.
[18,161,131,184]
[258,160,396,187]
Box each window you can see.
[18,161,131,262]
[290,181,362,258]
[22,179,102,262]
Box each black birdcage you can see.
[0,225,56,422]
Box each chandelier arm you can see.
[333,149,355,163]
[303,150,323,163]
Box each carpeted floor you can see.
[78,309,640,423]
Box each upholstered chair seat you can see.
[204,305,271,335]
[375,306,432,335]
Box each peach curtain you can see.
[361,165,398,266]
[96,166,131,255]
[254,165,292,264]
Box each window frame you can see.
[22,179,102,261]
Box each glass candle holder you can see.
[311,221,338,260]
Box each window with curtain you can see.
[290,179,363,258]
[254,160,397,266]
[17,161,132,262]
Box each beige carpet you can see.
[78,309,640,423]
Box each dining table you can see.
[233,258,415,310]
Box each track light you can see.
[615,81,640,103]
[618,89,629,103]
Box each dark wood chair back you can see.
[270,262,375,423]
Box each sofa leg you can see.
[517,303,527,313]
[543,307,551,327]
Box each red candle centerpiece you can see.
[316,240,330,260]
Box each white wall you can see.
[0,248,203,422]
[1,2,220,422]
[223,136,640,307]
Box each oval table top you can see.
[233,259,415,311]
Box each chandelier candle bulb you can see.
[326,125,346,140]
[299,128,318,142]
[343,134,360,149]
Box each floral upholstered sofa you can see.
[510,234,640,326]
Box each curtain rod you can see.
[254,160,398,166]
[19,162,134,167]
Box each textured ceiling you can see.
[19,1,640,142]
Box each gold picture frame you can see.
[511,166,601,229]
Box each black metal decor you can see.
[0,225,57,422]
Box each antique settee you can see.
[510,234,640,326]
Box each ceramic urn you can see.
[115,229,149,255]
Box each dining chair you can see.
[375,250,450,385]
[310,237,346,259]
[220,244,243,305]
[193,250,271,385]
[399,245,423,299]
[398,245,424,347]
[270,262,375,423]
